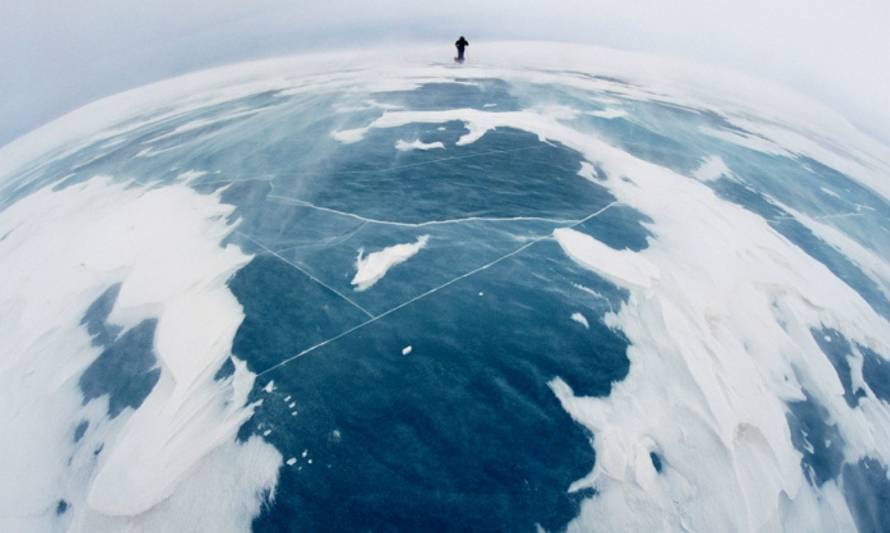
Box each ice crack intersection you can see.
[237,232,375,319]
[249,200,620,378]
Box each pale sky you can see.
[2,0,889,147]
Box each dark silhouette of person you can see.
[455,36,469,62]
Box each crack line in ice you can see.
[267,194,580,227]
[274,221,369,254]
[254,201,619,378]
[237,232,375,319]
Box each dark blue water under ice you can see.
[10,74,890,531]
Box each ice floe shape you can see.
[351,235,430,291]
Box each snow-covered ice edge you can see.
[0,178,281,531]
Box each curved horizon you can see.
[2,1,889,146]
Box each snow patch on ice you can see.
[692,155,732,182]
[394,139,445,152]
[331,128,368,144]
[554,228,660,289]
[571,313,590,329]
[352,235,429,291]
[587,108,627,119]
[0,177,280,531]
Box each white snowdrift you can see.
[554,228,660,289]
[0,178,280,531]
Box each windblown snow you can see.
[692,155,732,182]
[0,178,280,531]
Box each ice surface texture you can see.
[1,43,889,532]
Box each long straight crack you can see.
[274,221,369,254]
[267,194,582,227]
[255,200,619,378]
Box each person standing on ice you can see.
[455,36,469,63]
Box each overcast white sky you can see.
[2,0,889,147]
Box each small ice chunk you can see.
[308,459,313,464]
[262,381,275,393]
[262,429,272,437]
[283,395,291,402]
[571,312,590,329]
[286,457,297,466]
[302,450,308,458]
[288,402,296,409]
[402,345,413,356]
[824,335,832,342]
